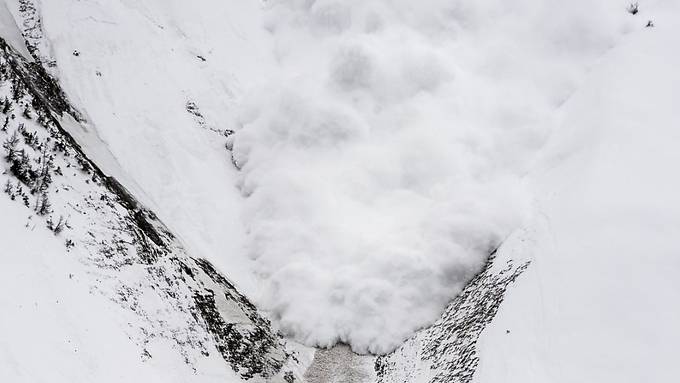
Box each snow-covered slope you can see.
[10,0,643,355]
[2,0,679,382]
[0,31,309,382]
[375,3,680,383]
[9,0,269,294]
[473,5,680,382]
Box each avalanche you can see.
[3,1,679,381]
[18,0,638,354]
[228,0,633,353]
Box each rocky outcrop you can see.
[375,252,529,383]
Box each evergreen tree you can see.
[10,150,33,185]
[3,180,12,195]
[1,116,9,132]
[33,145,54,193]
[2,130,19,159]
[1,97,11,114]
[11,81,24,102]
[36,192,51,216]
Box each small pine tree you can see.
[36,192,51,216]
[10,150,33,185]
[3,180,12,195]
[53,216,66,234]
[2,130,19,159]
[11,82,24,102]
[1,97,11,114]
[32,145,54,193]
[12,182,29,207]
[21,130,38,149]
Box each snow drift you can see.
[229,0,631,353]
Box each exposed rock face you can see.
[297,250,529,383]
[375,253,529,383]
[0,36,303,381]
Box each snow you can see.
[228,0,634,353]
[3,0,679,377]
[0,195,241,383]
[473,2,680,381]
[16,0,642,354]
[0,0,31,59]
[0,21,303,381]
[33,0,274,296]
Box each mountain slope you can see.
[0,33,308,382]
[2,1,680,382]
[14,0,266,294]
[473,5,680,381]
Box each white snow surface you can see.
[33,0,273,295]
[0,197,244,383]
[0,1,30,59]
[473,2,680,382]
[7,0,644,354]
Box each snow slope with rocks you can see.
[0,22,309,382]
[2,0,679,382]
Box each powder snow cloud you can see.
[228,0,628,354]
